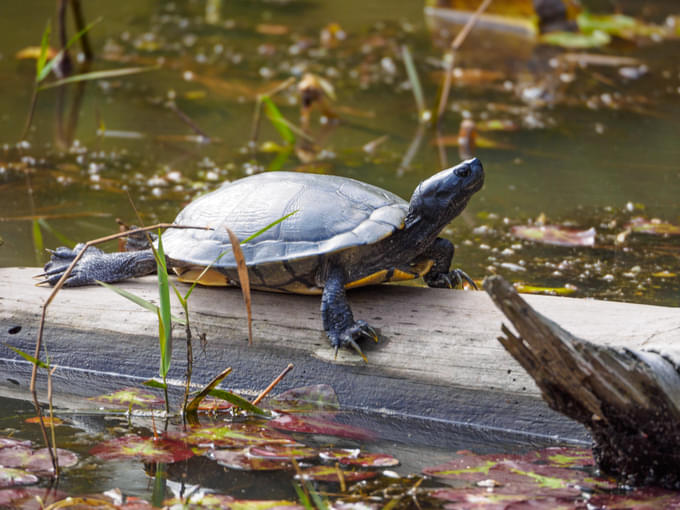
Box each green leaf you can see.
[95,280,186,325]
[540,30,611,48]
[261,95,295,144]
[207,389,268,416]
[38,66,158,90]
[143,379,168,390]
[242,210,298,243]
[4,343,50,369]
[155,233,173,379]
[36,20,51,79]
[37,17,102,83]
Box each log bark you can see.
[484,275,680,489]
[2,267,679,447]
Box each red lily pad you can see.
[173,423,296,448]
[90,435,194,463]
[89,387,165,409]
[264,384,340,412]
[248,444,318,461]
[210,448,292,471]
[0,446,78,474]
[510,225,596,247]
[295,465,378,483]
[269,414,374,440]
[589,486,680,509]
[336,452,399,468]
[0,467,39,488]
[318,448,361,461]
[627,217,680,236]
[0,487,66,509]
[0,437,32,449]
[174,494,304,510]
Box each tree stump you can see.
[484,275,680,488]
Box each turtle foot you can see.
[36,244,104,287]
[330,320,378,362]
[425,268,477,290]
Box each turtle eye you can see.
[456,166,470,178]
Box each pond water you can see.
[0,0,679,506]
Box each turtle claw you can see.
[347,339,368,363]
[452,268,478,290]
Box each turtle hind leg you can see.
[38,243,158,287]
[422,237,477,290]
[321,265,377,361]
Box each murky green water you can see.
[0,0,678,304]
[0,0,679,505]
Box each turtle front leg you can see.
[422,237,477,290]
[321,265,377,360]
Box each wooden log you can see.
[484,275,680,489]
[1,267,679,445]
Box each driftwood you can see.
[2,267,680,448]
[484,275,680,489]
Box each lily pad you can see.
[248,444,318,461]
[510,225,596,247]
[295,465,378,483]
[336,452,399,468]
[270,414,374,440]
[210,448,291,471]
[627,217,680,236]
[0,487,66,508]
[0,437,32,449]
[0,467,39,488]
[264,384,340,412]
[0,446,78,474]
[89,387,165,409]
[90,435,194,463]
[318,448,361,461]
[174,423,296,448]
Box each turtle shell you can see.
[160,172,409,292]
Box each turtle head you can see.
[407,158,484,227]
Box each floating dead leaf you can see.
[16,46,58,61]
[295,465,378,483]
[256,24,289,36]
[25,416,63,426]
[89,387,165,410]
[210,448,291,471]
[90,436,194,464]
[627,217,680,236]
[510,225,596,247]
[652,271,676,278]
[270,414,374,440]
[514,283,578,296]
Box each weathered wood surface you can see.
[1,267,678,443]
[484,275,680,488]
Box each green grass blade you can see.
[38,66,158,90]
[37,17,102,83]
[155,233,173,379]
[261,95,295,144]
[267,146,293,171]
[242,210,298,243]
[95,280,186,325]
[32,219,44,265]
[37,218,75,248]
[293,483,314,510]
[36,20,51,79]
[143,379,167,390]
[4,343,49,370]
[207,389,268,416]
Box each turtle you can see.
[40,157,484,358]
